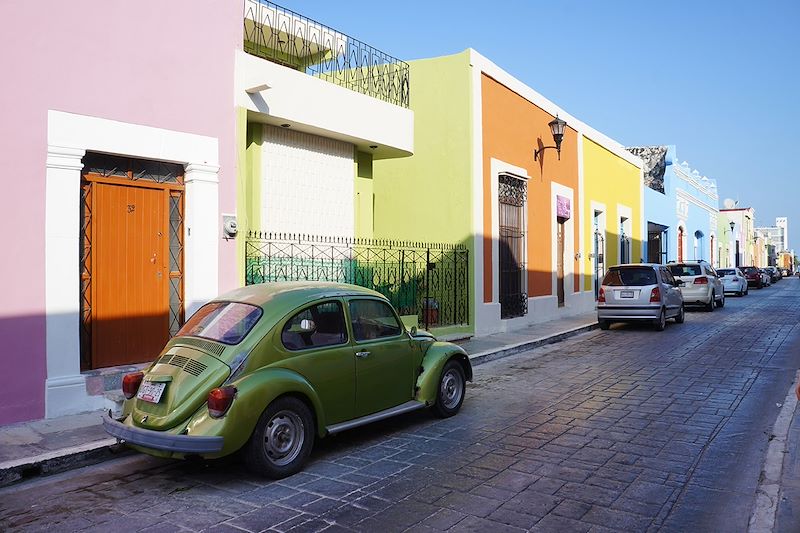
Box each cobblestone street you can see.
[3,280,799,532]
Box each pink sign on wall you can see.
[556,195,571,219]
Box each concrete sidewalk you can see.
[0,311,598,487]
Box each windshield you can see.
[177,301,262,345]
[718,269,735,276]
[668,264,701,276]
[602,267,657,287]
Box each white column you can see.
[184,163,220,319]
[45,145,93,417]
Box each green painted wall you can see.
[372,51,475,334]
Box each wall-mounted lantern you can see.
[534,115,567,161]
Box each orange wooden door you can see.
[92,183,169,367]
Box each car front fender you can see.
[416,342,472,405]
[184,367,328,456]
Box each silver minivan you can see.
[597,264,685,331]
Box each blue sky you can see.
[288,0,799,251]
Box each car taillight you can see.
[598,287,606,303]
[694,277,708,285]
[122,372,144,400]
[650,287,661,302]
[208,386,237,418]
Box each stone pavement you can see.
[1,280,799,532]
[0,310,598,487]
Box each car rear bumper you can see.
[103,412,224,454]
[597,305,661,320]
[679,286,712,304]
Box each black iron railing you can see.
[245,233,469,329]
[243,0,410,108]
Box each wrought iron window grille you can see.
[243,0,410,108]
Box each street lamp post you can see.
[534,116,568,161]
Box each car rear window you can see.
[717,269,735,276]
[177,301,262,345]
[602,267,658,287]
[743,267,759,274]
[668,264,702,276]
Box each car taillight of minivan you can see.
[598,287,606,303]
[694,277,708,285]
[122,372,144,399]
[208,386,237,418]
[650,287,661,302]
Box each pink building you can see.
[0,1,241,424]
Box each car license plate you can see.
[620,290,635,298]
[137,381,166,404]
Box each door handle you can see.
[355,351,370,359]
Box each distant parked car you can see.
[765,266,781,282]
[104,282,472,478]
[667,261,725,311]
[759,269,771,287]
[717,268,748,296]
[742,266,764,289]
[597,264,685,331]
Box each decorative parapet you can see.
[243,0,410,108]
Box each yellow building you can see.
[581,135,644,300]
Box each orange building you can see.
[373,50,642,335]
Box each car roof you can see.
[213,281,386,308]
[609,263,661,269]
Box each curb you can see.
[0,438,130,488]
[0,322,598,488]
[468,322,599,366]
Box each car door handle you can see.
[355,351,370,358]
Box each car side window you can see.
[660,268,675,285]
[281,301,347,351]
[349,299,403,342]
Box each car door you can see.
[706,264,723,299]
[660,267,682,314]
[277,299,355,425]
[347,298,415,418]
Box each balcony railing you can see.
[243,0,410,108]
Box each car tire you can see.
[674,305,685,324]
[716,293,725,308]
[433,360,466,418]
[599,320,610,331]
[244,396,315,479]
[654,309,666,331]
[744,286,749,295]
[705,292,715,312]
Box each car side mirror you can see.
[410,326,418,336]
[299,319,316,333]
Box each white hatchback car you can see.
[717,267,748,296]
[597,264,685,331]
[667,261,725,311]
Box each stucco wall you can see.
[582,137,643,291]
[0,1,240,424]
[481,75,581,301]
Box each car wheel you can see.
[744,286,749,295]
[654,309,666,331]
[674,305,685,324]
[705,291,715,312]
[433,360,466,418]
[716,293,725,308]
[599,320,610,330]
[244,396,314,479]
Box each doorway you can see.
[557,220,565,307]
[498,174,527,319]
[81,153,185,370]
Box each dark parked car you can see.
[104,282,472,478]
[741,266,763,289]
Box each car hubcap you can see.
[264,410,304,466]
[441,369,463,409]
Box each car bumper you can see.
[679,286,712,304]
[721,281,742,292]
[597,305,661,320]
[103,412,224,454]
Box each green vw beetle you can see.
[103,282,472,478]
